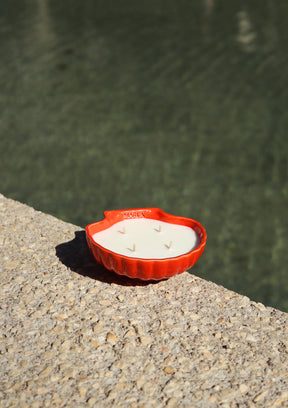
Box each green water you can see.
[1,0,288,311]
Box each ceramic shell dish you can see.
[85,208,207,281]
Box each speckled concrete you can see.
[1,193,288,408]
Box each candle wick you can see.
[165,241,173,249]
[155,225,162,232]
[128,244,136,252]
[118,227,126,234]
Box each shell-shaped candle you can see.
[85,208,207,281]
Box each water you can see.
[1,0,288,311]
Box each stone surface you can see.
[1,193,288,407]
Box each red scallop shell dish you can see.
[85,208,207,281]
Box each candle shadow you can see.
[55,231,161,286]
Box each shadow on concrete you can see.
[56,231,159,286]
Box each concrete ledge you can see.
[1,193,288,408]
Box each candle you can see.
[86,208,206,280]
[92,218,198,259]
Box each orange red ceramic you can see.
[85,208,206,281]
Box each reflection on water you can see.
[1,0,288,311]
[236,10,257,53]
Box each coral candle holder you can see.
[85,208,206,281]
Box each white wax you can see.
[92,218,198,259]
